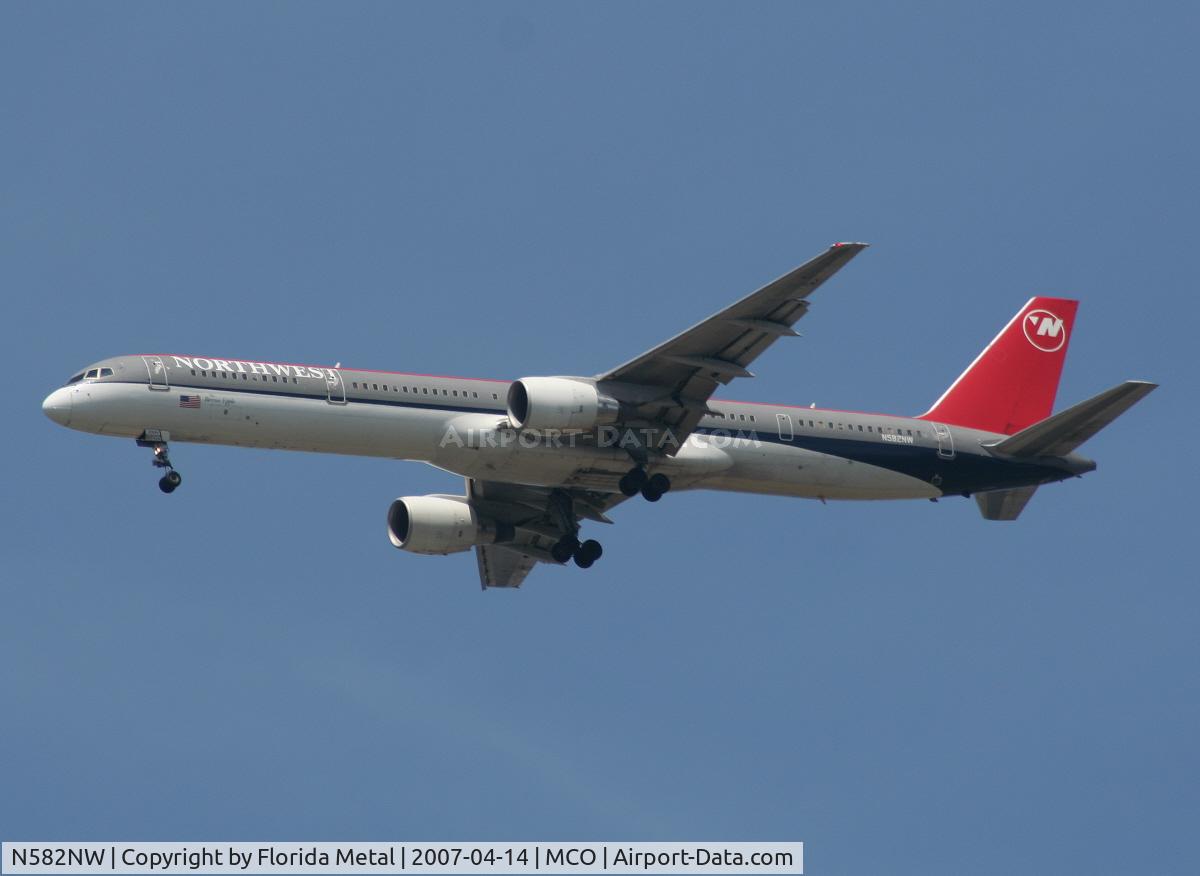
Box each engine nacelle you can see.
[387,495,510,555]
[506,377,620,432]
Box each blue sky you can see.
[2,3,1196,873]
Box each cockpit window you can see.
[67,372,85,384]
[85,369,99,379]
[100,367,113,377]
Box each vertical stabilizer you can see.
[919,297,1078,435]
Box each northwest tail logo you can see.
[1023,309,1067,352]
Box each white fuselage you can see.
[44,362,946,502]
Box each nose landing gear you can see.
[136,431,183,494]
[159,469,183,494]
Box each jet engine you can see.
[387,495,512,555]
[506,377,620,432]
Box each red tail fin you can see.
[918,297,1078,435]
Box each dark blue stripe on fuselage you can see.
[107,379,1066,494]
[693,427,1069,495]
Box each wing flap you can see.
[476,543,538,589]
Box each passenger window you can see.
[858,425,863,431]
[473,392,478,398]
[492,393,498,400]
[272,376,278,382]
[373,384,378,390]
[423,388,428,394]
[749,415,755,422]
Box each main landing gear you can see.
[550,535,604,569]
[618,466,671,502]
[547,489,604,569]
[137,432,183,494]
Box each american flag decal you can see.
[178,394,201,409]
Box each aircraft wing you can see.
[597,242,868,450]
[476,543,539,589]
[468,478,631,589]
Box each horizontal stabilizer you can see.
[989,380,1157,458]
[975,486,1038,520]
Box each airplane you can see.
[42,243,1156,588]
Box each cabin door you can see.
[143,356,169,390]
[932,422,955,460]
[325,369,346,404]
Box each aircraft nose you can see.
[42,387,73,426]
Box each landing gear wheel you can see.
[639,473,670,502]
[138,434,183,494]
[618,467,647,497]
[551,536,580,564]
[571,539,602,569]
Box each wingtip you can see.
[831,241,870,250]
